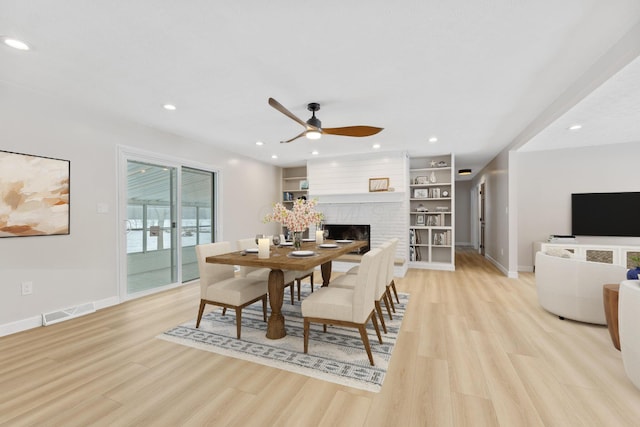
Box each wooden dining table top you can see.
[205,239,367,271]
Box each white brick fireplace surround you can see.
[308,152,408,276]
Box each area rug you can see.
[158,285,409,392]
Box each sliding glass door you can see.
[121,150,216,299]
[181,167,215,282]
[126,161,178,294]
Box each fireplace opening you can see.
[324,224,370,254]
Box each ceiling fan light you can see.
[306,130,322,140]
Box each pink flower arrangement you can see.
[264,198,324,232]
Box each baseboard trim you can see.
[485,254,519,278]
[0,295,120,337]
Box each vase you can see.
[293,231,303,250]
[627,267,640,280]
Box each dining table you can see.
[206,239,367,339]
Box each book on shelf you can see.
[433,230,452,246]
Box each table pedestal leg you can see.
[321,261,332,287]
[266,269,286,339]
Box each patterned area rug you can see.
[158,285,408,392]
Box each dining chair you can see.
[301,247,384,366]
[330,242,394,333]
[295,269,315,300]
[385,238,400,306]
[195,242,268,339]
[346,238,400,306]
[237,238,298,304]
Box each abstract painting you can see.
[0,150,70,237]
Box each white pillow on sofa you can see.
[545,248,573,258]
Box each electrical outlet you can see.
[21,281,33,295]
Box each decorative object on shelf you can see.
[436,206,449,212]
[429,171,437,183]
[368,177,389,192]
[430,160,437,167]
[283,191,294,201]
[414,189,429,198]
[264,198,324,250]
[416,204,427,212]
[627,256,640,279]
[437,161,447,167]
[414,176,428,185]
[442,190,449,197]
[300,180,309,190]
[416,214,425,226]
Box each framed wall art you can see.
[369,177,389,192]
[0,150,70,237]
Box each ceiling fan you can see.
[268,97,383,143]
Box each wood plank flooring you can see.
[1,248,639,426]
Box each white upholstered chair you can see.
[535,251,626,324]
[301,247,384,365]
[620,280,640,390]
[385,238,400,307]
[331,242,394,333]
[347,238,400,306]
[236,238,298,304]
[195,242,268,339]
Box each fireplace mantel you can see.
[311,191,405,204]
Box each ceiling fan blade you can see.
[268,98,308,128]
[321,126,384,137]
[280,130,307,144]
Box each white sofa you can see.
[534,251,627,324]
[620,280,640,390]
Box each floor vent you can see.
[42,302,96,326]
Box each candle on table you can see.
[316,230,324,245]
[258,237,270,258]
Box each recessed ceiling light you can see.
[256,141,264,146]
[2,37,30,51]
[372,144,381,149]
[568,124,582,131]
[428,136,438,143]
[311,150,319,155]
[163,104,176,111]
[458,169,472,176]
[271,154,278,159]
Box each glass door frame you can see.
[117,146,220,302]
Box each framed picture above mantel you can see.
[0,150,70,238]
[369,177,389,192]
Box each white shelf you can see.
[410,167,451,172]
[408,154,455,269]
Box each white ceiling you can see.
[2,1,640,176]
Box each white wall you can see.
[454,180,472,245]
[308,152,409,273]
[0,83,280,334]
[516,140,640,271]
[472,149,513,276]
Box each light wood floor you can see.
[2,248,639,426]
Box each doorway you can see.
[119,149,216,299]
[479,182,485,256]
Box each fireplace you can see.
[324,224,370,254]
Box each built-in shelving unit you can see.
[408,154,455,270]
[281,166,309,238]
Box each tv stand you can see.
[534,241,640,269]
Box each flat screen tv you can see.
[571,192,640,237]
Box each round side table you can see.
[603,283,620,350]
